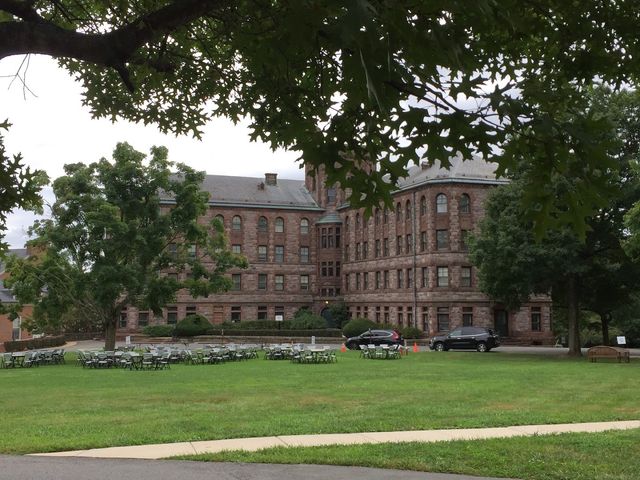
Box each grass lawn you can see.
[1,351,638,454]
[179,428,640,480]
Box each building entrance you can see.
[494,309,509,337]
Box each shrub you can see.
[174,314,213,337]
[289,311,327,329]
[342,318,378,338]
[399,326,423,339]
[209,328,343,337]
[328,302,349,328]
[293,307,312,319]
[3,335,66,352]
[221,320,293,330]
[142,325,175,337]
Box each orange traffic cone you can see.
[340,343,347,353]
[412,342,419,353]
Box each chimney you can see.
[264,173,278,186]
[421,161,430,171]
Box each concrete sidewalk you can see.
[33,420,640,460]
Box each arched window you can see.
[375,208,381,225]
[436,193,448,214]
[345,216,350,232]
[405,200,411,222]
[232,215,242,231]
[214,214,224,226]
[459,194,471,214]
[383,208,388,224]
[258,216,268,232]
[420,196,427,216]
[355,213,360,227]
[300,218,309,234]
[396,202,402,222]
[275,217,284,233]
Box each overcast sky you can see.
[1,55,304,248]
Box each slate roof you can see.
[160,155,503,211]
[0,284,17,304]
[162,175,322,211]
[394,153,507,191]
[315,212,342,224]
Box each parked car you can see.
[429,327,500,352]
[345,329,403,350]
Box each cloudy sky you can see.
[1,55,303,248]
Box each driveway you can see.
[1,455,514,480]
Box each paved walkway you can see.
[33,420,640,460]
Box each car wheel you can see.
[434,342,445,352]
[476,342,488,352]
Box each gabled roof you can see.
[162,175,323,211]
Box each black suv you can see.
[345,329,403,350]
[429,327,500,352]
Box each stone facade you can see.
[120,157,554,344]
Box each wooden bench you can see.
[587,345,630,363]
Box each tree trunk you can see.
[567,275,582,356]
[601,313,611,346]
[104,317,117,351]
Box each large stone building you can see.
[120,155,553,344]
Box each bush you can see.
[3,335,66,352]
[328,302,349,328]
[342,318,378,338]
[399,326,423,339]
[142,325,175,337]
[289,311,327,329]
[174,314,213,337]
[221,320,293,329]
[209,328,343,337]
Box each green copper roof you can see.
[315,212,342,224]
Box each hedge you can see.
[3,335,66,352]
[142,325,175,337]
[175,328,343,338]
[342,318,379,337]
[174,314,214,337]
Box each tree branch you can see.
[0,0,42,22]
[0,0,228,88]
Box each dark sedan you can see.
[429,327,500,352]
[345,329,403,350]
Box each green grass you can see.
[179,429,640,480]
[1,351,638,454]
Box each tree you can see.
[1,1,639,232]
[470,89,640,356]
[5,143,247,350]
[0,121,48,252]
